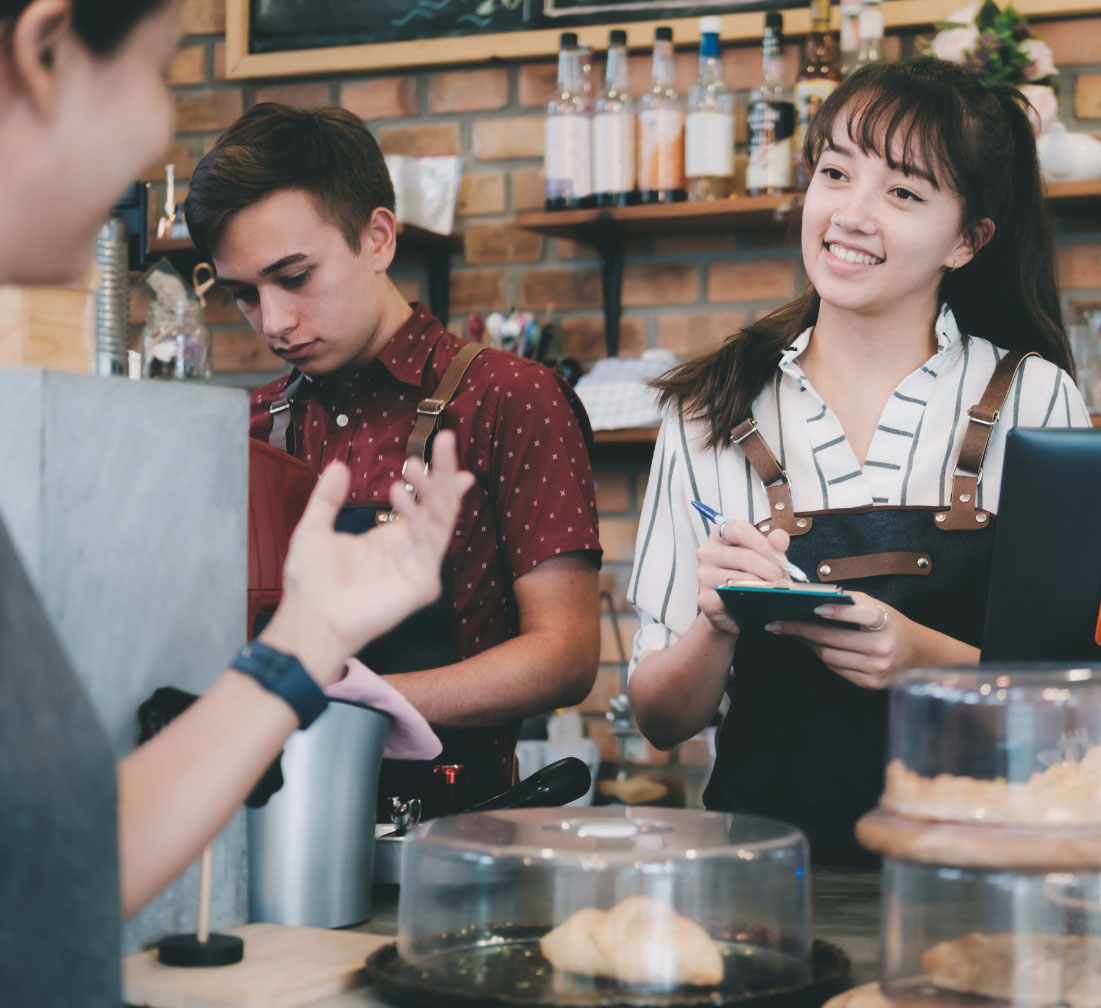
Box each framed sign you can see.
[225,0,1098,79]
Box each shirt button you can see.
[335,413,349,427]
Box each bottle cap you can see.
[560,31,578,48]
[765,11,783,31]
[609,28,627,46]
[655,25,673,41]
[699,15,721,36]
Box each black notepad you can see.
[980,427,1101,662]
[717,580,855,630]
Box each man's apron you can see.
[703,352,1033,864]
[269,343,517,819]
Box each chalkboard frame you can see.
[224,0,1095,80]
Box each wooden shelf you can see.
[593,426,659,445]
[148,224,460,322]
[517,180,1101,356]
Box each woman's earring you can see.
[947,259,957,273]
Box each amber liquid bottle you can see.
[793,0,840,190]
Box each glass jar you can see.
[141,300,211,382]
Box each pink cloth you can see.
[325,659,442,760]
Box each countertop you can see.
[309,865,882,1007]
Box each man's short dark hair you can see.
[184,103,395,258]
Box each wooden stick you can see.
[196,844,213,944]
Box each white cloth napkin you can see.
[325,658,442,760]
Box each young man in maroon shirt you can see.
[185,104,602,811]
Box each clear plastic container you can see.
[882,665,1101,827]
[394,806,810,1001]
[141,300,211,382]
[881,858,1101,1005]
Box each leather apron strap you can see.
[406,341,485,472]
[267,371,311,455]
[729,418,812,537]
[934,350,1037,531]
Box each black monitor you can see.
[110,181,149,271]
[981,427,1101,662]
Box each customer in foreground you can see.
[626,58,1091,864]
[0,2,471,1004]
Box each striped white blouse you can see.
[627,306,1092,674]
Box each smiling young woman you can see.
[625,57,1090,865]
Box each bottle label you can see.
[638,108,685,192]
[793,78,839,152]
[545,114,592,200]
[685,111,734,179]
[593,112,636,194]
[746,100,795,191]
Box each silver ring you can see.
[862,606,889,632]
[718,520,732,545]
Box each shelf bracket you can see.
[596,232,626,357]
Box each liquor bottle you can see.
[746,12,795,197]
[592,29,638,207]
[685,16,735,200]
[857,0,885,68]
[545,32,593,211]
[839,0,862,76]
[637,25,686,204]
[793,0,840,190]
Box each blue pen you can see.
[690,499,811,583]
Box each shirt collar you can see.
[778,302,964,376]
[313,301,441,400]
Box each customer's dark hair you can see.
[0,0,172,55]
[654,57,1074,450]
[184,104,395,258]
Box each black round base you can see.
[157,933,245,967]
[366,931,849,1008]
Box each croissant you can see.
[540,895,724,988]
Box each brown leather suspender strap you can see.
[935,350,1037,531]
[406,341,485,469]
[729,418,812,537]
[267,371,310,455]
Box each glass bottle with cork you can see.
[793,0,839,190]
[592,28,637,207]
[544,31,593,211]
[746,12,795,197]
[637,25,686,204]
[685,16,735,201]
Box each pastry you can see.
[923,932,1101,1007]
[540,894,724,987]
[882,745,1101,826]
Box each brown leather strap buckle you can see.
[417,397,447,417]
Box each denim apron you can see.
[702,352,1032,864]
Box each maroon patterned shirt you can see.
[250,303,602,661]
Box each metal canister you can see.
[93,217,129,376]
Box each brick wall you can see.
[160,0,1101,803]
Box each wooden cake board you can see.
[123,922,390,1008]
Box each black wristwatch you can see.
[231,640,328,729]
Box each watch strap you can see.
[231,640,328,729]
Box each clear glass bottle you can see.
[685,16,735,201]
[545,31,593,211]
[592,29,638,207]
[746,12,795,197]
[141,300,212,382]
[638,25,686,204]
[793,0,840,190]
[839,0,862,77]
[856,0,884,68]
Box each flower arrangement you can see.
[929,1,1060,132]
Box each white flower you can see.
[932,26,979,63]
[1019,83,1059,134]
[945,2,981,26]
[1021,38,1056,81]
